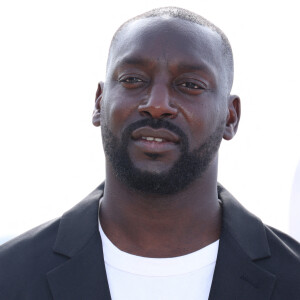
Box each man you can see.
[0,7,299,300]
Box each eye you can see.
[119,76,145,88]
[121,77,142,83]
[176,79,207,95]
[180,82,204,89]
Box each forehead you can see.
[108,17,225,76]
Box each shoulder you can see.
[0,218,67,298]
[0,218,59,257]
[262,225,300,291]
[218,183,300,298]
[218,183,300,264]
[0,184,103,299]
[265,225,300,260]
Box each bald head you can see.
[108,7,234,92]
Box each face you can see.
[95,17,240,194]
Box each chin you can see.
[133,161,175,175]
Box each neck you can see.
[100,157,221,258]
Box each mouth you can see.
[141,136,164,143]
[130,126,180,155]
[131,127,180,144]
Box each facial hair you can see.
[101,118,224,195]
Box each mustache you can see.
[121,118,189,149]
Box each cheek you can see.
[185,102,226,146]
[187,103,214,134]
[102,94,137,135]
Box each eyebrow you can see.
[176,63,214,76]
[118,57,152,68]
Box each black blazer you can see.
[1,183,300,299]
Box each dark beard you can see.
[102,118,224,195]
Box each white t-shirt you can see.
[99,217,219,300]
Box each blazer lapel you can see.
[46,182,277,299]
[47,184,111,300]
[47,232,111,300]
[208,229,276,300]
[209,184,276,300]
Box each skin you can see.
[93,17,240,258]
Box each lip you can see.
[131,127,180,143]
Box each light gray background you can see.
[1,0,299,242]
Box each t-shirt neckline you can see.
[98,200,219,276]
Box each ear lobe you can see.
[92,81,104,127]
[223,95,241,140]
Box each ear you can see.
[223,95,241,140]
[92,81,104,127]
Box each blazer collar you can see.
[52,183,104,257]
[48,182,276,300]
[52,182,271,260]
[48,183,111,300]
[208,184,276,300]
[217,184,271,260]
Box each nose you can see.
[138,84,178,119]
